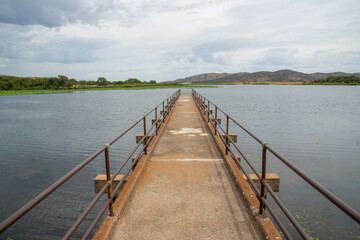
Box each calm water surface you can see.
[0,86,359,239]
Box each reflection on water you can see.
[0,86,359,239]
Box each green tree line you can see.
[0,75,158,90]
[310,76,360,85]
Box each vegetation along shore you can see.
[0,75,208,96]
[1,74,359,96]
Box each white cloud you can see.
[0,0,359,81]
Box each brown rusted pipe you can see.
[215,106,218,135]
[259,144,267,215]
[0,146,106,234]
[266,144,360,224]
[62,181,110,239]
[143,116,147,155]
[104,145,114,216]
[155,107,158,135]
[225,115,230,154]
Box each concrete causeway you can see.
[97,95,264,239]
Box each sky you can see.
[0,0,359,82]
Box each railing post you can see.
[215,106,218,135]
[162,101,165,118]
[226,115,230,154]
[207,100,210,122]
[259,143,267,214]
[143,116,147,155]
[155,107,158,135]
[104,143,114,216]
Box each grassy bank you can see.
[0,84,210,96]
[0,89,74,96]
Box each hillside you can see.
[173,70,360,83]
[173,73,233,83]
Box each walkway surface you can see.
[109,95,262,239]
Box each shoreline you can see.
[1,83,358,96]
[0,85,210,96]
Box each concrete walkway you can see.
[109,95,262,239]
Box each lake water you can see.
[0,86,359,239]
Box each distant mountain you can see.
[173,70,360,83]
[172,73,233,83]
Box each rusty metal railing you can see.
[192,89,360,240]
[0,89,181,239]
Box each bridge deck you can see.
[107,95,262,239]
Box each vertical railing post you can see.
[201,97,204,111]
[226,115,230,154]
[155,107,158,135]
[259,143,267,214]
[104,143,114,216]
[143,116,147,155]
[162,102,165,119]
[207,100,210,122]
[215,106,218,135]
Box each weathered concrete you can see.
[136,134,153,144]
[94,174,126,194]
[243,173,280,192]
[106,95,264,239]
[152,118,162,125]
[220,133,238,143]
[211,118,221,124]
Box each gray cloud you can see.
[0,0,135,27]
[192,38,263,64]
[254,48,297,67]
[0,24,104,63]
[0,0,86,27]
[32,39,103,64]
[0,0,217,28]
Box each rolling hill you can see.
[173,70,360,83]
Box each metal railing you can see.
[192,89,360,240]
[0,89,181,239]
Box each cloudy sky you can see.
[0,0,359,81]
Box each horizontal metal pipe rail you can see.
[0,89,181,239]
[192,89,360,239]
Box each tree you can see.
[124,78,142,84]
[149,80,156,84]
[113,81,124,85]
[57,75,72,88]
[97,77,109,85]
